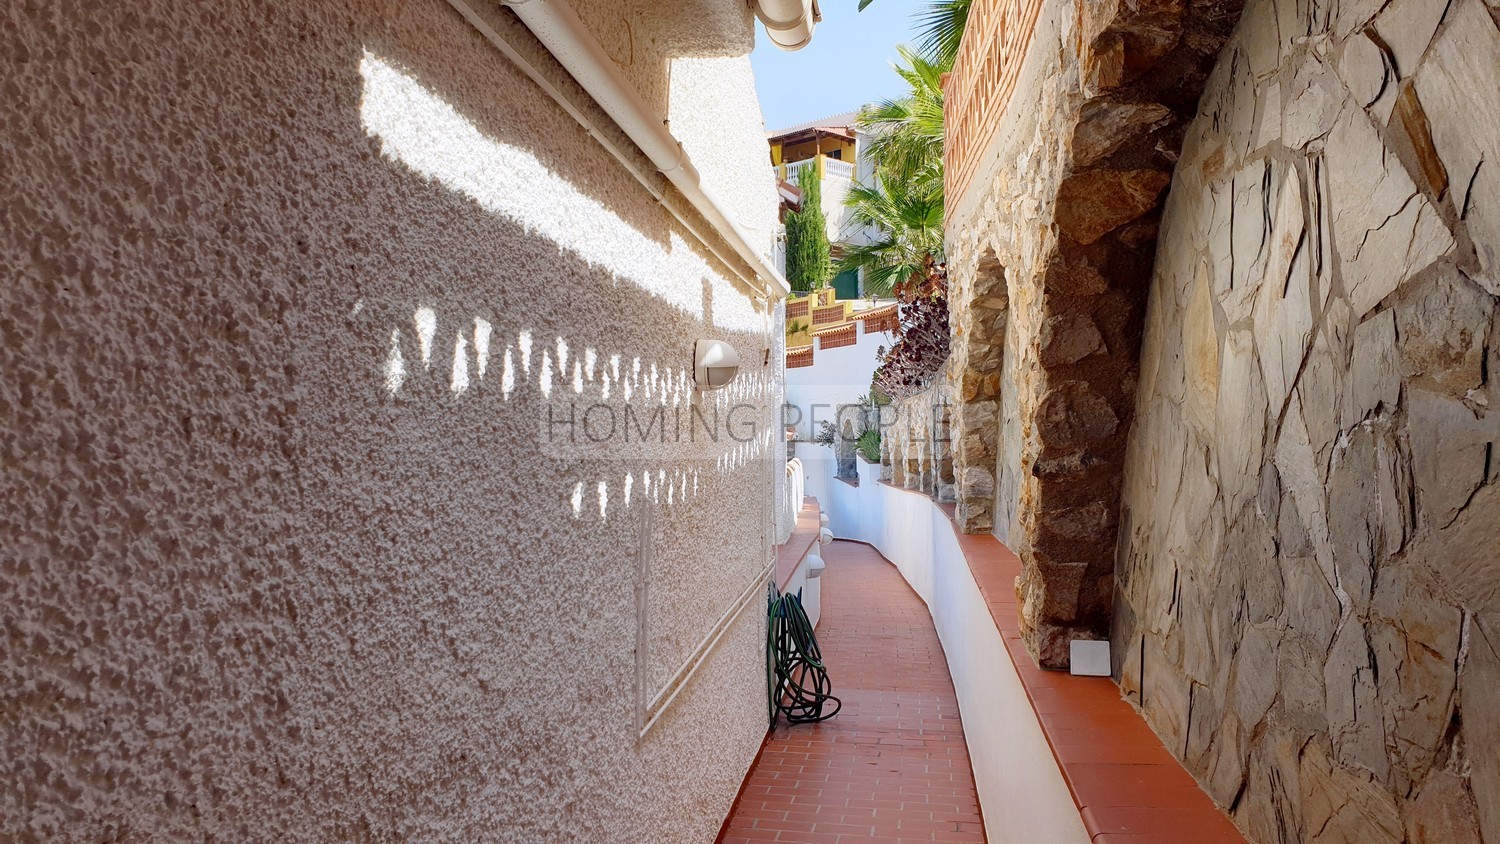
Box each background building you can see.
[783,289,897,440]
[769,112,881,299]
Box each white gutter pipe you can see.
[499,0,792,300]
[753,0,821,51]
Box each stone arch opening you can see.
[948,248,1009,534]
[942,0,1246,667]
[934,400,956,502]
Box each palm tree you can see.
[912,0,972,69]
[850,0,963,396]
[835,175,943,298]
[856,46,947,188]
[858,0,971,69]
[840,44,948,300]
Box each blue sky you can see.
[751,0,920,132]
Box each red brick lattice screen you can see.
[786,297,810,319]
[944,0,1046,210]
[814,324,858,350]
[811,304,846,325]
[854,305,899,334]
[787,345,815,368]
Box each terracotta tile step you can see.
[935,509,1249,844]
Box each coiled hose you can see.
[766,585,841,727]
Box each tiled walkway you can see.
[720,540,986,843]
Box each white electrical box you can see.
[1069,640,1111,677]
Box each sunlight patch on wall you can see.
[414,307,437,368]
[450,335,470,393]
[377,304,780,524]
[383,307,780,445]
[385,329,407,393]
[358,51,761,332]
[473,318,492,378]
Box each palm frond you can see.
[914,0,971,69]
[855,48,946,185]
[835,173,944,299]
[856,0,971,69]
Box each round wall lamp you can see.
[694,339,741,390]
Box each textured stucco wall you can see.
[668,53,780,263]
[1,0,779,840]
[1116,0,1500,840]
[570,0,754,116]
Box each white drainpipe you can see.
[497,0,797,300]
[752,0,821,51]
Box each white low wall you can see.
[784,324,890,440]
[778,545,823,630]
[803,446,1088,844]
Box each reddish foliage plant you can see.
[872,258,950,400]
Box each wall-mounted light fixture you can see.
[694,339,741,390]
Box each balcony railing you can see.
[774,155,856,184]
[823,157,855,179]
[944,0,1046,210]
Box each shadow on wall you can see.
[343,39,783,763]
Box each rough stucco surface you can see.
[1,0,779,840]
[570,0,754,116]
[1115,0,1500,840]
[668,52,781,273]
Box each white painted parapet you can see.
[803,449,1089,844]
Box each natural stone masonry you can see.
[944,0,1247,666]
[882,383,957,502]
[1115,0,1500,840]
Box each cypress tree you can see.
[785,164,832,292]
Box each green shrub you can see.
[855,428,882,463]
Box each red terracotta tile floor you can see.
[720,540,986,843]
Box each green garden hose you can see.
[766,585,841,727]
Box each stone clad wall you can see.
[1115,0,1500,839]
[944,0,1243,666]
[880,379,957,501]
